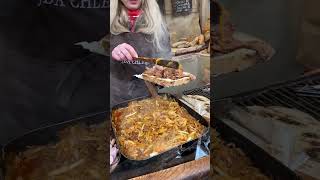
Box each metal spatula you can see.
[134,57,181,69]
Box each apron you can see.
[109,10,172,107]
[109,22,172,107]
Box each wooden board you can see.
[130,156,210,180]
[144,81,159,98]
[302,69,320,77]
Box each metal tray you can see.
[182,85,210,99]
[224,73,320,100]
[111,93,209,161]
[213,118,300,180]
[1,111,107,179]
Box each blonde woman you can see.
[110,0,171,106]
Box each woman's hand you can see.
[112,43,138,61]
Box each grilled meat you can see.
[163,68,176,79]
[145,65,184,80]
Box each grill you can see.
[183,85,211,99]
[214,73,320,179]
[228,74,320,120]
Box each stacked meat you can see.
[144,65,184,80]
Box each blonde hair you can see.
[110,0,168,51]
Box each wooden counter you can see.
[131,156,210,180]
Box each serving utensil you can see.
[134,57,181,69]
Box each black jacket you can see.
[110,14,172,107]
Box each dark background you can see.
[214,0,304,99]
[0,0,109,144]
[0,0,305,145]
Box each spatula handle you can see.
[144,81,159,98]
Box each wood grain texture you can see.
[130,156,210,180]
[296,171,319,180]
[144,81,159,98]
[302,69,320,77]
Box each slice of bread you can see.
[135,72,196,87]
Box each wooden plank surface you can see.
[296,171,319,180]
[130,156,210,180]
[302,68,320,77]
[144,81,159,97]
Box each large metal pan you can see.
[111,93,209,161]
[1,111,107,180]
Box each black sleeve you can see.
[1,0,108,60]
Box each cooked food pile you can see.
[5,122,107,180]
[112,96,205,160]
[144,65,184,80]
[138,65,196,87]
[211,129,270,180]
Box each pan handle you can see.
[176,140,199,158]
